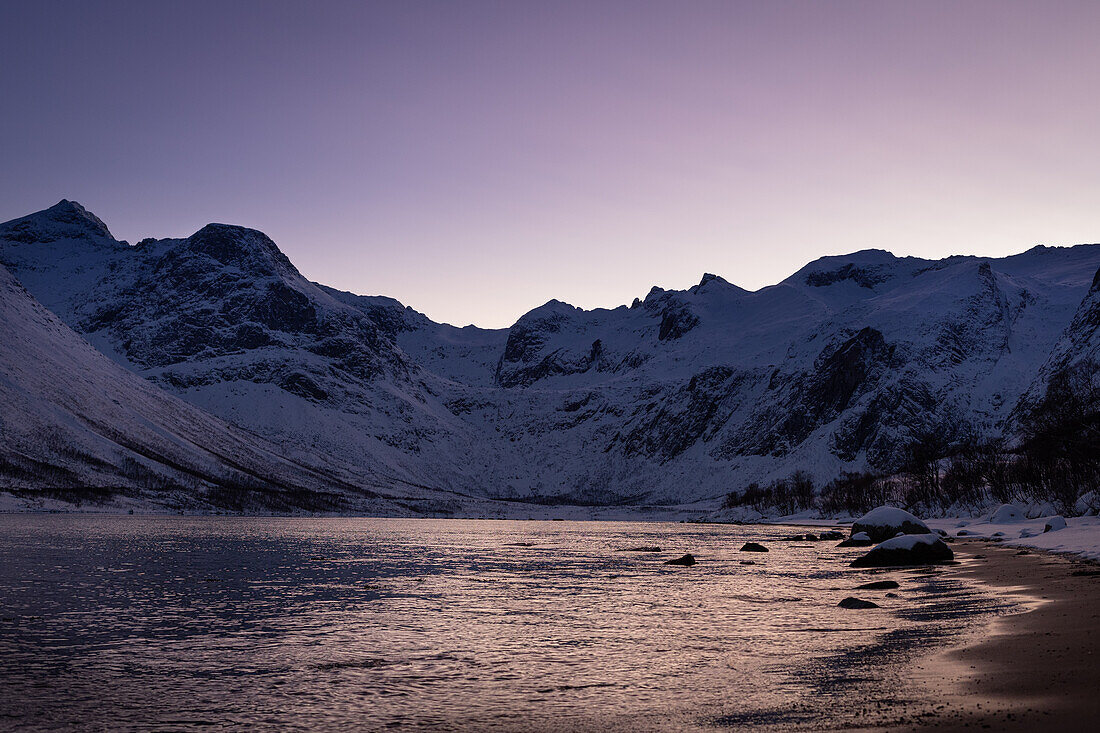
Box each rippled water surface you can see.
[0,516,1015,731]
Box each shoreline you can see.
[876,540,1100,731]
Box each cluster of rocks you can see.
[663,506,958,592]
[779,531,845,542]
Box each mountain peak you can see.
[182,223,300,279]
[690,272,746,295]
[790,248,912,290]
[0,199,116,244]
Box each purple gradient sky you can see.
[2,1,1099,327]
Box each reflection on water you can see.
[0,517,1013,731]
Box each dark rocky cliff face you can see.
[657,303,700,341]
[720,327,897,460]
[15,220,414,401]
[804,263,889,289]
[612,366,747,462]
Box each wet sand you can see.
[879,539,1100,731]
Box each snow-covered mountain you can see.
[1014,260,1100,420]
[1030,265,1100,383]
[0,256,406,513]
[2,200,1098,507]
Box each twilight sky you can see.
[2,1,1099,328]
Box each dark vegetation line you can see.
[725,360,1100,517]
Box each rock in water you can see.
[1044,516,1067,533]
[856,580,900,590]
[850,534,954,568]
[665,554,696,566]
[740,542,769,552]
[851,506,931,543]
[837,531,873,548]
[838,597,879,609]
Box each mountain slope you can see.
[0,258,399,512]
[3,201,1098,506]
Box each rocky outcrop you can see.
[850,534,954,567]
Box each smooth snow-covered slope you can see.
[0,257,402,513]
[3,201,1098,506]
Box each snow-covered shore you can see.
[753,508,1100,563]
[925,515,1100,563]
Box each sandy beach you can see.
[876,540,1100,731]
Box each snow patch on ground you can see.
[924,515,1100,562]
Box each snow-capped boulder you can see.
[990,504,1026,523]
[1026,502,1056,519]
[1076,492,1099,516]
[1044,515,1067,533]
[851,506,931,543]
[837,531,873,548]
[849,533,954,567]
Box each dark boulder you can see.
[740,542,769,552]
[665,554,696,566]
[850,534,954,568]
[838,597,879,609]
[856,580,899,590]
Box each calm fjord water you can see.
[0,516,1013,731]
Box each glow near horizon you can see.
[1,1,1099,328]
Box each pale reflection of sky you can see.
[0,516,1015,730]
